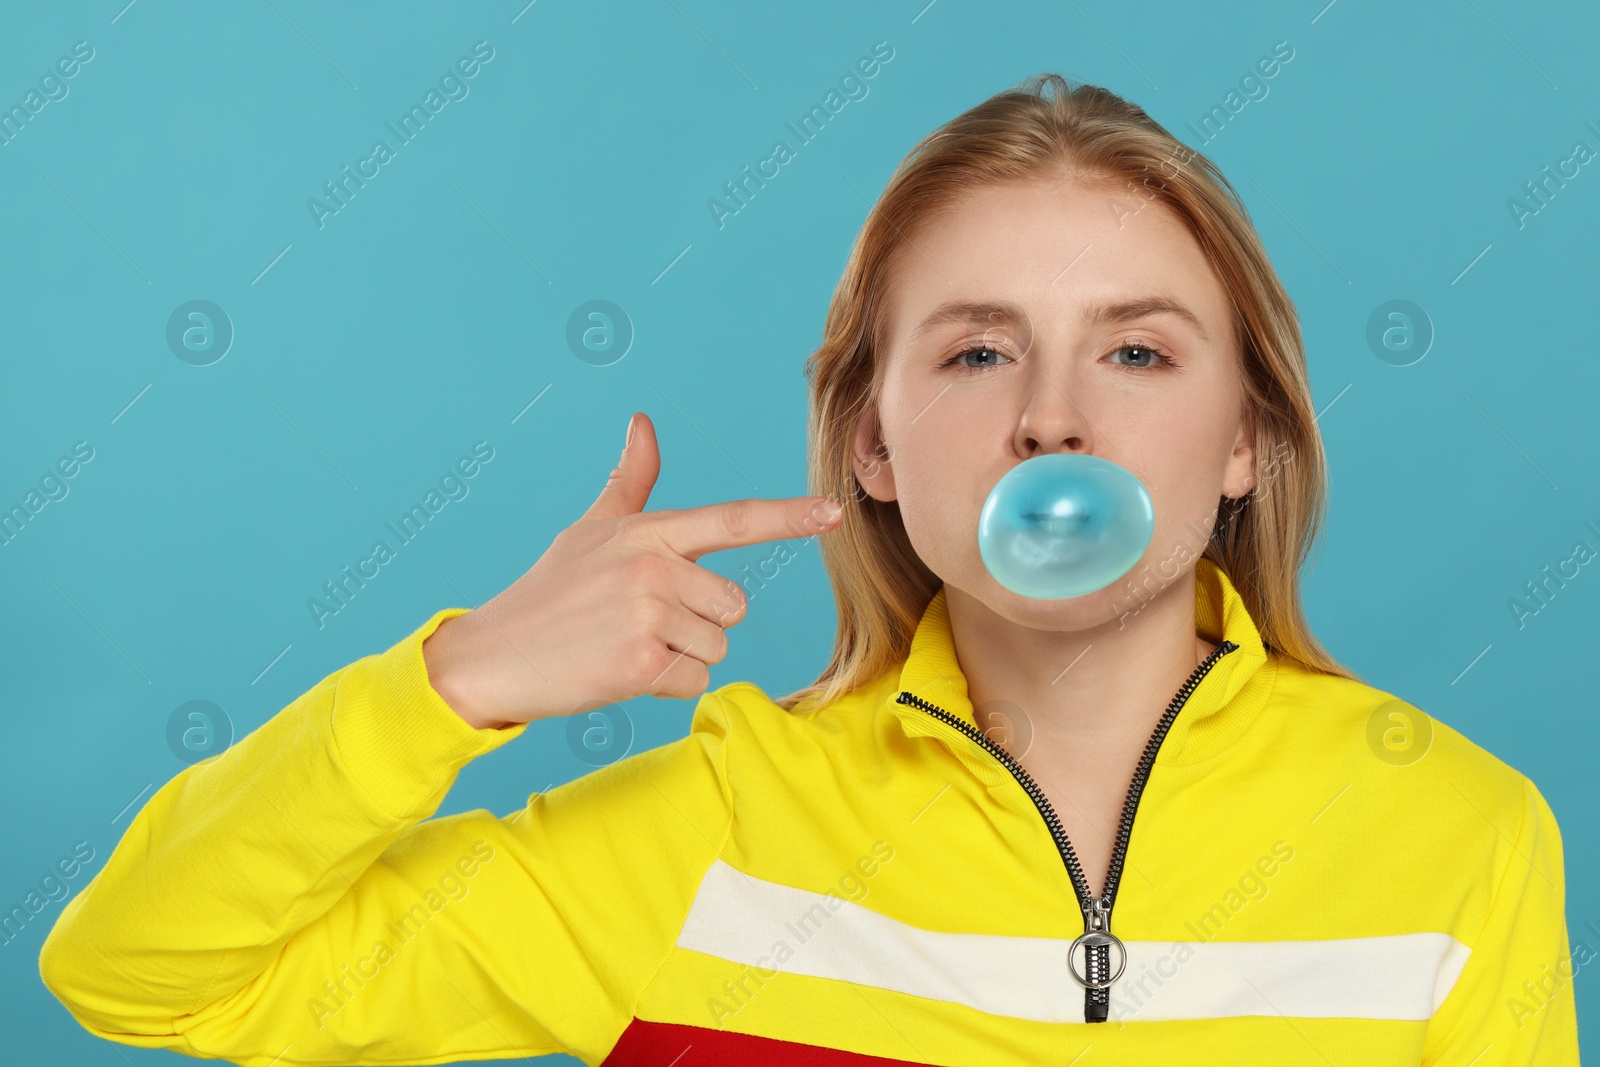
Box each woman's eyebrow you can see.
[910,296,1210,344]
[910,300,1028,343]
[1084,296,1211,343]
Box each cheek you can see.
[1143,473,1219,563]
[898,482,986,590]
[1121,409,1238,558]
[881,406,990,578]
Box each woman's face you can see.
[854,173,1257,628]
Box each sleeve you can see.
[1421,776,1580,1065]
[37,607,737,1067]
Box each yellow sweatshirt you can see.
[40,558,1579,1065]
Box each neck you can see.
[948,571,1215,761]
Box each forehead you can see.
[880,176,1233,350]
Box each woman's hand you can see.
[422,412,843,729]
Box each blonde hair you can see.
[776,73,1359,713]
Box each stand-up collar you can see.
[886,558,1278,776]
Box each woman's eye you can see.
[939,346,1013,373]
[1108,343,1173,371]
[938,343,1173,374]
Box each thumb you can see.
[584,412,660,521]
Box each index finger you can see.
[650,496,843,562]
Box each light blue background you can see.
[2,1,1595,1063]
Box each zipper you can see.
[895,637,1238,1023]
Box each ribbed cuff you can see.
[331,607,529,820]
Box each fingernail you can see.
[819,498,842,523]
[625,414,635,448]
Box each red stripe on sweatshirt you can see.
[602,1017,935,1065]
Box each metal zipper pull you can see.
[1068,894,1126,991]
[1086,895,1111,934]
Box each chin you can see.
[959,566,1165,633]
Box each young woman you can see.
[41,75,1576,1066]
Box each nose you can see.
[1013,378,1092,458]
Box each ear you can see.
[1224,404,1258,500]
[851,403,898,503]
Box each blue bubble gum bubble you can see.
[978,454,1154,600]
